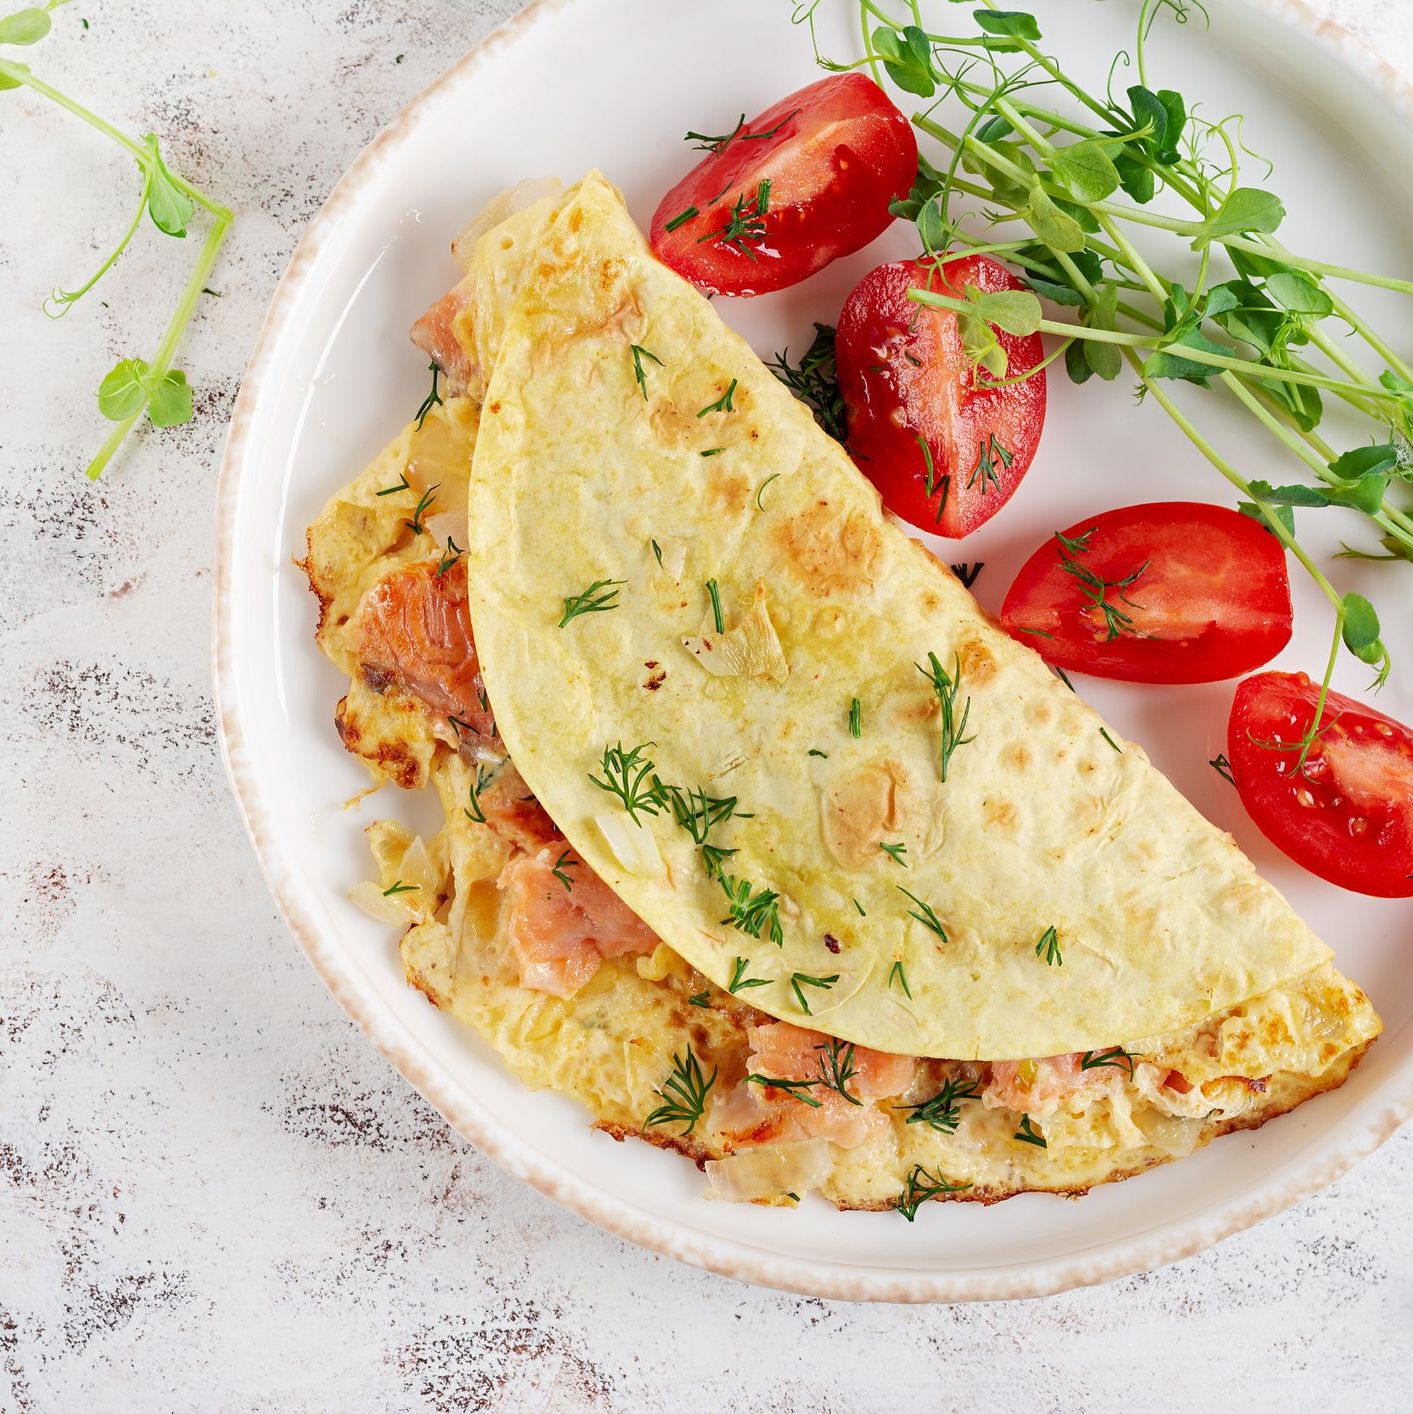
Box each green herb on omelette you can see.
[589,742,667,823]
[887,959,911,996]
[719,872,784,946]
[916,651,975,782]
[896,1164,971,1221]
[1034,924,1063,967]
[895,1076,981,1134]
[697,377,739,416]
[705,578,725,633]
[790,971,840,1016]
[560,579,625,627]
[630,343,663,400]
[413,362,444,429]
[1080,1046,1137,1076]
[728,955,770,994]
[1014,1114,1047,1149]
[879,841,908,867]
[645,1047,716,1136]
[897,886,947,941]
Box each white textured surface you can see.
[2,1,1411,1408]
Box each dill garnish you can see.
[645,1048,716,1135]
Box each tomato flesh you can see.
[1000,502,1293,683]
[649,74,916,297]
[834,255,1046,537]
[1229,672,1413,897]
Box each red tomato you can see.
[649,74,916,297]
[1000,502,1293,683]
[1229,672,1413,897]
[834,255,1046,537]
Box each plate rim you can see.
[212,0,1413,1303]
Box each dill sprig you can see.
[1034,925,1063,967]
[1080,1047,1137,1076]
[879,841,908,867]
[848,697,863,738]
[896,1164,971,1221]
[645,1047,717,1136]
[1056,536,1152,642]
[697,181,771,259]
[897,886,947,941]
[382,880,417,898]
[895,1076,981,1134]
[1014,1114,1047,1149]
[790,971,839,1016]
[697,378,739,417]
[766,323,847,442]
[664,206,699,233]
[727,955,770,994]
[1209,752,1235,784]
[462,764,493,824]
[661,783,749,845]
[589,742,667,823]
[376,475,410,497]
[966,433,1013,495]
[718,872,784,946]
[551,850,577,892]
[916,651,976,783]
[435,536,463,578]
[559,578,625,627]
[684,108,798,156]
[887,959,911,997]
[413,362,444,430]
[405,484,438,535]
[949,561,985,589]
[701,843,739,880]
[813,1038,862,1106]
[746,1073,823,1108]
[629,343,662,400]
[705,578,724,633]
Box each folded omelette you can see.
[302,173,1380,1210]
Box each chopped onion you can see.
[347,879,417,926]
[705,1141,834,1204]
[653,537,687,581]
[406,411,473,517]
[682,581,788,683]
[593,813,665,879]
[1133,1108,1205,1158]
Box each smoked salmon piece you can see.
[499,846,659,998]
[356,559,495,728]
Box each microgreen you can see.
[629,343,662,400]
[789,971,839,1016]
[2,13,234,478]
[897,887,947,942]
[645,1047,716,1136]
[559,578,625,627]
[727,955,770,994]
[915,651,976,783]
[1034,925,1063,967]
[895,1076,981,1134]
[766,323,847,442]
[719,872,784,946]
[896,1165,971,1221]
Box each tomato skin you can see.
[834,255,1046,537]
[1000,502,1293,683]
[649,74,916,297]
[1229,672,1413,898]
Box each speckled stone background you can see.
[2,1,1411,1409]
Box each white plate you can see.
[215,0,1413,1300]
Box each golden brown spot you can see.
[958,638,998,686]
[568,207,585,233]
[921,590,941,613]
[820,760,914,868]
[983,799,1017,832]
[1001,741,1031,772]
[707,470,752,515]
[771,501,883,598]
[488,400,501,414]
[1027,701,1055,727]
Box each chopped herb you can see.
[1014,625,1055,639]
[551,850,578,892]
[589,742,667,822]
[853,898,867,917]
[382,880,417,897]
[701,447,725,457]
[887,959,911,997]
[435,535,463,577]
[697,378,738,417]
[949,561,985,589]
[413,362,444,430]
[1080,1047,1136,1076]
[462,764,492,824]
[1056,528,1095,557]
[629,343,662,400]
[719,872,784,945]
[701,842,738,880]
[661,783,748,845]
[755,472,781,509]
[807,748,829,759]
[879,841,908,867]
[376,475,410,497]
[1209,752,1235,784]
[916,651,976,782]
[447,714,473,738]
[1034,925,1063,967]
[405,484,438,535]
[1099,727,1122,753]
[728,955,770,994]
[918,435,948,525]
[559,578,625,627]
[766,323,846,442]
[813,1038,862,1106]
[688,991,711,1008]
[1054,666,1076,692]
[395,53,404,63]
[698,181,770,259]
[896,1164,971,1221]
[651,538,664,568]
[685,108,798,155]
[896,1076,981,1134]
[790,971,839,1016]
[645,1047,717,1136]
[705,578,724,633]
[1014,1114,1047,1148]
[746,1073,822,1108]
[897,887,946,941]
[663,205,699,232]
[848,697,862,738]
[1056,533,1151,642]
[967,433,1013,494]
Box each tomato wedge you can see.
[1000,502,1293,683]
[649,74,916,297]
[834,255,1046,537]
[1228,672,1413,897]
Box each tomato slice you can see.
[1228,672,1413,897]
[834,255,1046,537]
[649,74,916,297]
[999,502,1293,683]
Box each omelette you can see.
[301,173,1380,1212]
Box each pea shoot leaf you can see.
[1247,475,1391,516]
[1047,139,1121,203]
[1114,151,1155,204]
[96,357,194,427]
[1127,85,1186,165]
[146,368,193,426]
[975,113,1013,143]
[1265,270,1332,317]
[1328,443,1400,480]
[1190,187,1286,248]
[1026,184,1086,253]
[1238,500,1295,537]
[964,284,1042,336]
[142,134,193,237]
[872,25,936,97]
[0,6,53,45]
[0,59,29,90]
[974,10,1042,47]
[1341,592,1388,681]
